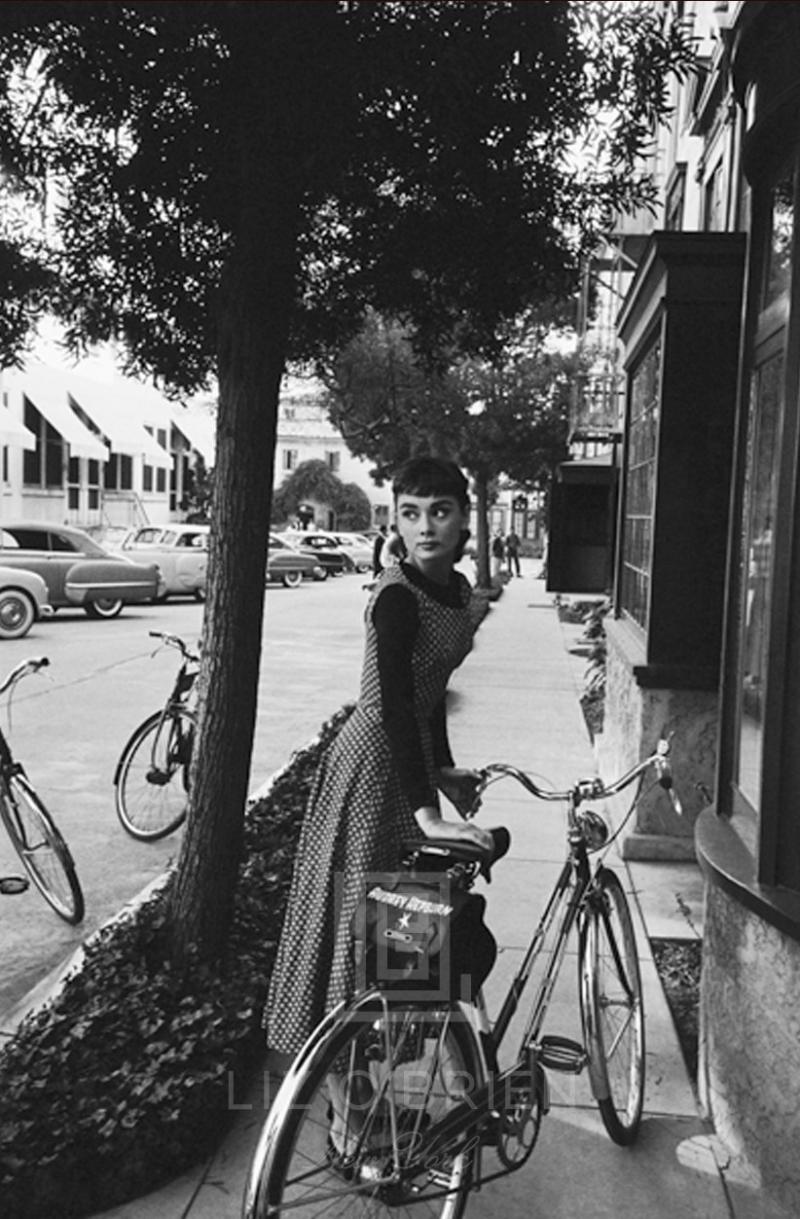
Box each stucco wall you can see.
[598,623,718,858]
[700,884,800,1211]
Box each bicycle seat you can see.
[401,826,510,880]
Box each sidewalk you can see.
[93,566,773,1217]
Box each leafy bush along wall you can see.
[0,704,354,1219]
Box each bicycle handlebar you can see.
[0,656,49,696]
[474,738,683,816]
[148,631,200,663]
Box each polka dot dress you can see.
[265,562,474,1058]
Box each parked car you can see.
[330,532,374,573]
[280,530,353,576]
[267,534,325,586]
[0,566,53,639]
[0,522,164,619]
[119,523,209,601]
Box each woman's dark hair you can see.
[392,456,470,511]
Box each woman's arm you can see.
[373,585,492,850]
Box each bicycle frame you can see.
[145,632,198,757]
[243,741,678,1214]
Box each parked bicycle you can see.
[0,657,84,924]
[243,740,682,1218]
[113,632,199,841]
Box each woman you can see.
[265,457,492,1070]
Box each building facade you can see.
[589,2,800,1206]
[0,360,214,530]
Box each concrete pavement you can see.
[20,564,792,1217]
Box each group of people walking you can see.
[491,528,521,578]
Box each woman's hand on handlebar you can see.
[436,766,484,817]
[414,804,495,853]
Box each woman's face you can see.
[395,491,468,581]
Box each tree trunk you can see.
[167,15,304,965]
[472,468,492,590]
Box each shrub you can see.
[0,704,353,1219]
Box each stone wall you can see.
[700,884,800,1211]
[597,624,718,859]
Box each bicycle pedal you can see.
[535,1035,587,1074]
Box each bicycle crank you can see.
[495,1056,548,1169]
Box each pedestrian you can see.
[371,525,388,578]
[491,530,505,580]
[379,522,405,567]
[505,529,521,577]
[362,524,389,590]
[264,455,495,1147]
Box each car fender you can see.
[63,559,161,605]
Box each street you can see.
[0,572,369,1021]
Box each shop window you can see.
[762,171,793,310]
[620,333,660,630]
[737,354,782,806]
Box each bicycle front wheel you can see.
[0,775,84,924]
[114,707,195,841]
[244,996,479,1219]
[580,866,645,1145]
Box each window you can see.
[704,161,726,232]
[49,530,79,552]
[665,163,686,231]
[23,396,64,489]
[143,464,153,492]
[87,458,100,511]
[104,453,133,491]
[620,333,661,629]
[762,169,794,309]
[156,467,166,493]
[325,450,341,473]
[68,455,80,510]
[737,354,782,806]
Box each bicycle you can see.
[0,657,84,924]
[243,740,682,1218]
[113,631,198,841]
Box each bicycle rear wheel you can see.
[114,707,195,840]
[244,995,479,1219]
[580,866,645,1145]
[0,775,84,924]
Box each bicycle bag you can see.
[352,871,496,1002]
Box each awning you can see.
[64,372,172,468]
[171,407,216,465]
[11,366,109,461]
[0,408,36,451]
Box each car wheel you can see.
[281,570,303,588]
[0,590,36,640]
[313,568,328,581]
[85,597,125,620]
